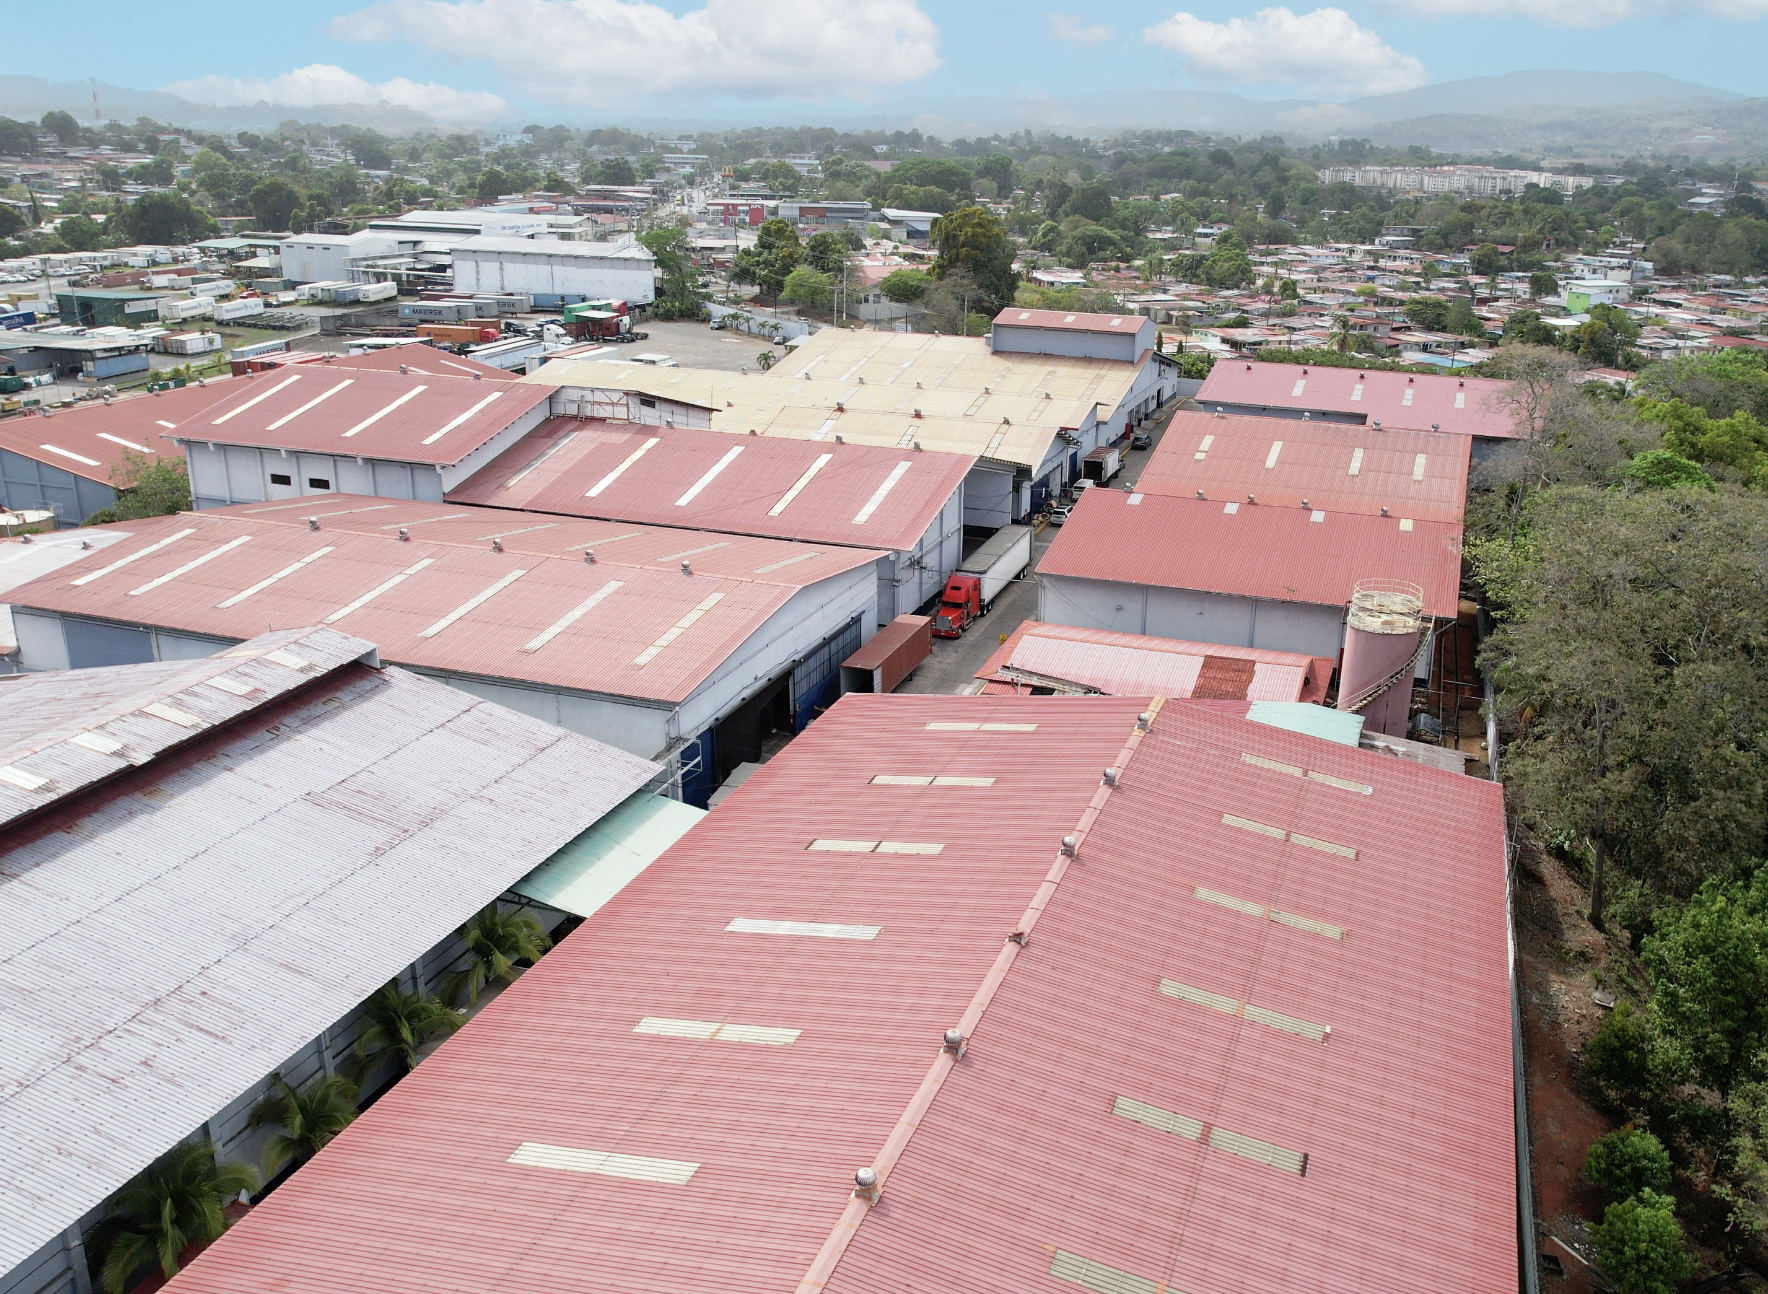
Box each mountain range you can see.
[0,70,1760,159]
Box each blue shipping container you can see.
[0,310,34,329]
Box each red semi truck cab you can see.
[933,574,982,638]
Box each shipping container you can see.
[398,300,474,323]
[81,352,150,380]
[356,281,398,302]
[957,524,1032,606]
[212,296,265,322]
[189,279,236,299]
[489,293,532,313]
[229,338,291,361]
[158,331,222,355]
[416,323,501,345]
[0,309,34,330]
[838,615,932,695]
[464,335,543,370]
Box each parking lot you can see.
[612,318,784,372]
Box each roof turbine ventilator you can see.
[1060,835,1078,858]
[942,1027,967,1058]
[853,1166,880,1203]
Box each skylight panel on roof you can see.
[128,535,253,596]
[264,649,312,670]
[870,775,996,787]
[140,701,203,729]
[520,581,623,653]
[472,523,559,541]
[853,461,912,524]
[343,386,428,439]
[96,432,153,453]
[1264,440,1284,469]
[1159,979,1329,1043]
[204,674,259,698]
[215,545,334,608]
[1455,391,1466,408]
[924,721,1037,731]
[751,551,823,574]
[0,765,49,791]
[1352,383,1363,401]
[1048,1249,1162,1294]
[1399,518,1414,531]
[1208,1125,1308,1176]
[769,453,832,516]
[674,445,743,506]
[1413,453,1428,482]
[1348,447,1364,476]
[422,391,505,446]
[40,444,101,467]
[1291,379,1305,397]
[1240,752,1372,795]
[417,568,527,638]
[68,731,124,757]
[506,1143,699,1186]
[1111,1095,1204,1142]
[325,557,434,623]
[1194,434,1214,460]
[656,542,729,562]
[725,917,880,940]
[211,373,301,424]
[266,379,353,431]
[376,513,468,528]
[70,529,197,586]
[632,591,724,666]
[634,1017,801,1046]
[1222,812,1357,857]
[1402,389,1414,406]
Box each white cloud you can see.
[161,65,507,121]
[1142,7,1428,98]
[331,0,942,103]
[1047,13,1114,47]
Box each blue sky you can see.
[9,1,1765,124]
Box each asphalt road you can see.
[895,398,1190,696]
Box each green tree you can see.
[1059,225,1129,268]
[1644,872,1768,1099]
[1530,270,1559,299]
[731,217,802,298]
[350,136,393,171]
[56,214,103,251]
[592,156,637,186]
[1591,1191,1692,1294]
[1622,449,1714,491]
[1328,313,1355,354]
[476,167,510,198]
[879,268,930,303]
[1445,298,1488,339]
[117,192,215,245]
[349,980,463,1079]
[40,109,81,145]
[1403,296,1450,330]
[930,205,1017,308]
[1636,397,1768,481]
[1586,1127,1673,1200]
[1585,1001,1659,1112]
[884,157,972,197]
[247,1074,360,1177]
[447,905,553,1007]
[0,116,37,155]
[248,179,302,232]
[638,225,707,321]
[90,1141,256,1294]
[1064,178,1114,223]
[0,205,24,239]
[781,265,834,309]
[1471,241,1502,276]
[803,228,857,273]
[972,152,1015,198]
[84,453,190,525]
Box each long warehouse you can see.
[2,500,884,804]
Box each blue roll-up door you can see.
[65,618,154,669]
[677,725,716,809]
[789,615,862,732]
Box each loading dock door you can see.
[790,615,862,732]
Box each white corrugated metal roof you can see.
[0,628,659,1278]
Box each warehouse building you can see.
[1035,486,1462,659]
[1195,360,1518,446]
[0,381,235,524]
[0,624,661,1294]
[974,619,1332,701]
[168,367,554,508]
[152,693,1516,1294]
[1135,410,1471,522]
[448,236,656,307]
[448,420,974,621]
[0,330,155,381]
[520,316,1181,521]
[3,501,883,804]
[990,308,1155,363]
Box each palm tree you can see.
[93,1141,256,1293]
[446,904,553,1007]
[349,980,464,1081]
[247,1074,360,1177]
[1329,312,1355,354]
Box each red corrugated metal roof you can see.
[818,698,1515,1294]
[448,418,974,553]
[160,694,1156,1294]
[975,620,1331,703]
[1196,361,1518,438]
[199,495,884,586]
[0,382,238,484]
[1135,411,1469,523]
[7,511,880,704]
[993,309,1148,335]
[1038,489,1463,618]
[296,349,519,381]
[167,368,551,465]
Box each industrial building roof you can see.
[156,693,1155,1294]
[519,328,1150,471]
[974,620,1331,702]
[268,348,520,381]
[1134,411,1471,523]
[1196,361,1518,439]
[993,307,1149,335]
[197,495,883,586]
[166,368,551,465]
[450,235,655,261]
[817,698,1514,1294]
[0,381,236,484]
[0,625,658,1279]
[158,694,1514,1294]
[448,418,973,552]
[5,510,881,705]
[1037,488,1463,618]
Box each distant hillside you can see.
[0,75,448,134]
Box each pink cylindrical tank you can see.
[1339,579,1425,738]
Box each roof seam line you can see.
[789,695,1165,1294]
